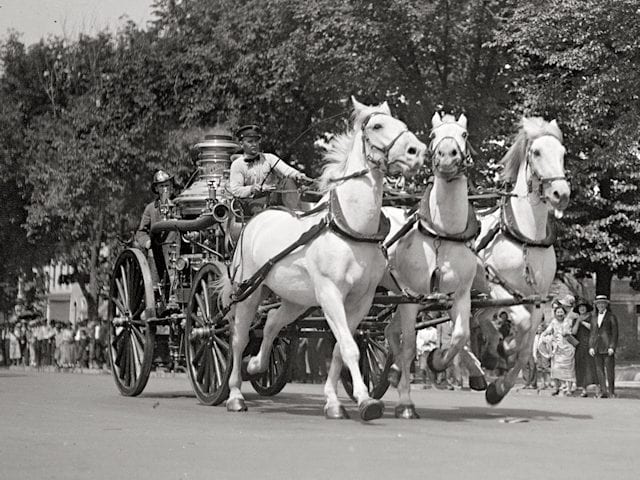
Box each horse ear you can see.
[351,96,365,111]
[431,112,442,128]
[380,101,391,115]
[549,119,559,128]
[457,114,468,129]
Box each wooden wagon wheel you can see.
[249,333,293,396]
[340,331,393,402]
[107,249,156,396]
[185,263,232,406]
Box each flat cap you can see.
[235,124,262,140]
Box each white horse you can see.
[379,112,484,419]
[472,117,570,404]
[214,98,426,421]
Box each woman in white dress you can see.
[542,298,576,395]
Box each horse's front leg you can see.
[317,279,383,421]
[456,345,488,391]
[395,302,420,419]
[485,305,538,405]
[247,301,307,375]
[427,294,472,376]
[226,293,262,412]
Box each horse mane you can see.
[317,104,387,192]
[500,117,563,183]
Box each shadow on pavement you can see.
[140,391,196,399]
[234,391,594,423]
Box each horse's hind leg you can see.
[324,342,348,419]
[227,291,264,412]
[384,310,402,387]
[247,300,307,375]
[395,303,420,419]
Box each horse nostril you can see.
[451,149,458,157]
[553,191,560,200]
[407,147,416,156]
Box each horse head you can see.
[351,96,425,177]
[503,117,571,216]
[429,112,471,180]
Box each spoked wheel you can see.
[250,334,293,396]
[108,249,156,396]
[185,263,231,406]
[341,332,393,402]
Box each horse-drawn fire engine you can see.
[107,101,569,421]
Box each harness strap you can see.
[474,222,500,254]
[500,197,556,247]
[416,182,480,243]
[383,212,418,250]
[328,190,391,243]
[230,218,329,304]
[267,201,329,219]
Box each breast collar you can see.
[417,181,480,243]
[328,189,390,243]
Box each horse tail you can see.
[211,260,235,318]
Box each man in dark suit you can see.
[589,295,618,398]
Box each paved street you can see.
[1,369,639,480]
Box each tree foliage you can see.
[1,0,639,313]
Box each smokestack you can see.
[173,125,239,217]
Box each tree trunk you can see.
[594,264,613,297]
[76,211,105,323]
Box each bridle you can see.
[430,123,473,180]
[360,112,410,173]
[524,135,567,203]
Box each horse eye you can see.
[372,123,383,130]
[532,149,540,156]
[429,131,436,139]
[462,132,467,138]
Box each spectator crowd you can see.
[0,295,620,401]
[0,317,109,371]
[528,294,618,398]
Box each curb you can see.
[3,365,187,379]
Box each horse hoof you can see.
[427,348,448,373]
[226,397,248,412]
[241,357,259,380]
[485,382,505,406]
[358,399,385,422]
[387,365,401,388]
[324,404,350,420]
[469,375,488,391]
[394,404,419,419]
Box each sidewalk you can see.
[615,363,640,382]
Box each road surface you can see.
[1,369,639,479]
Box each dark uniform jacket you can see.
[135,200,178,279]
[589,310,618,354]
